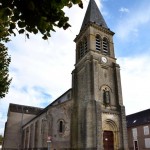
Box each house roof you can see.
[80,0,108,32]
[126,109,150,128]
[8,103,43,115]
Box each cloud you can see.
[119,7,129,13]
[118,54,150,115]
[116,4,150,40]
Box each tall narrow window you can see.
[78,37,88,61]
[96,35,101,51]
[103,38,109,54]
[80,42,84,58]
[77,45,81,60]
[59,120,63,133]
[84,38,88,54]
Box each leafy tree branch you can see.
[0,0,83,98]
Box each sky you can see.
[0,0,150,135]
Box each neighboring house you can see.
[2,0,128,149]
[126,109,150,150]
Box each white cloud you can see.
[119,7,129,13]
[118,54,150,115]
[116,4,150,40]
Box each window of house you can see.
[145,138,150,148]
[103,38,109,54]
[143,126,149,135]
[132,128,137,139]
[96,35,101,51]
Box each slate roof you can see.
[80,0,108,31]
[126,109,150,128]
[9,103,43,115]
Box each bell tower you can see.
[71,0,128,149]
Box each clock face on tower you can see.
[101,56,107,63]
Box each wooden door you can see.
[103,131,114,150]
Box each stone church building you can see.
[2,0,128,149]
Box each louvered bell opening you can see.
[80,43,84,58]
[84,39,88,54]
[103,40,108,54]
[96,36,101,51]
[78,45,81,60]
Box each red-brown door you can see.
[103,131,114,150]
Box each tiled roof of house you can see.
[126,109,150,128]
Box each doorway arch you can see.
[102,119,119,150]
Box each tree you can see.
[0,44,12,98]
[0,134,3,145]
[0,0,83,98]
[0,0,83,40]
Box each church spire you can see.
[80,0,108,31]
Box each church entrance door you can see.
[103,131,114,150]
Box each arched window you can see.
[59,120,65,133]
[96,35,101,51]
[59,120,63,132]
[78,37,88,61]
[103,38,109,54]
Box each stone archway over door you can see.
[103,130,114,150]
[102,116,119,150]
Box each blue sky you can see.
[0,0,150,135]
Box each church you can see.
[2,0,129,149]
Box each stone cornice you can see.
[74,22,115,42]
